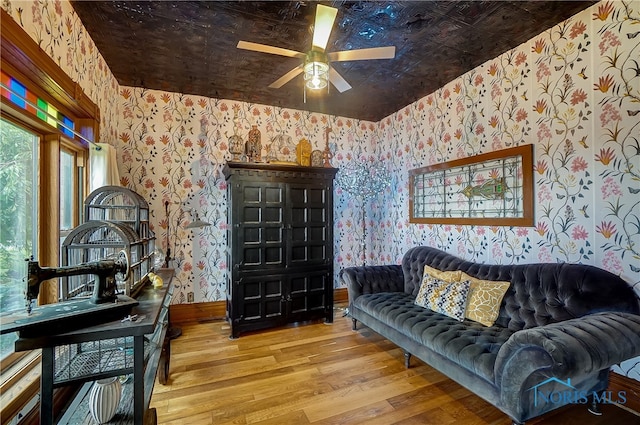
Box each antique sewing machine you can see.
[26,250,130,313]
[1,251,139,339]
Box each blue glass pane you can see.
[8,78,26,109]
[62,116,74,137]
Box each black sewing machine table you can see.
[3,269,174,425]
[0,295,139,339]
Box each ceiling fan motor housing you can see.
[304,50,329,90]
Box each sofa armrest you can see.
[493,312,640,420]
[495,311,640,386]
[340,265,405,304]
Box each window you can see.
[60,149,76,232]
[1,70,75,137]
[0,119,38,360]
[1,9,100,421]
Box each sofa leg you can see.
[588,393,603,416]
[403,351,412,368]
[512,421,525,425]
[352,318,357,331]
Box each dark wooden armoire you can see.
[223,162,337,338]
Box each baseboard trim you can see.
[609,372,640,414]
[170,301,226,324]
[169,288,350,324]
[334,287,348,304]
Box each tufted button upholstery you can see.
[354,292,515,382]
[400,247,640,332]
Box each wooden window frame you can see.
[0,8,99,423]
[409,145,534,226]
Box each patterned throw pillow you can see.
[461,272,511,327]
[422,265,462,283]
[415,277,471,321]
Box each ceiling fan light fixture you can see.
[304,51,329,90]
[304,61,329,89]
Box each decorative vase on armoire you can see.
[227,110,245,161]
[246,125,262,162]
[88,376,122,423]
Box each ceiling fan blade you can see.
[269,65,304,89]
[237,41,305,59]
[329,68,352,93]
[312,5,338,51]
[328,46,396,62]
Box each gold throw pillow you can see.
[461,272,511,327]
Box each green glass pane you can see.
[37,98,47,121]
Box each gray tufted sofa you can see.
[341,246,640,424]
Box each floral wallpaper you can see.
[117,89,375,303]
[1,0,375,304]
[4,0,640,381]
[372,1,640,379]
[2,0,121,142]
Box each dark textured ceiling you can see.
[70,1,596,122]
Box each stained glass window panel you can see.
[409,145,533,226]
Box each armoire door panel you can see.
[309,226,325,241]
[309,207,326,222]
[243,206,262,223]
[237,181,285,270]
[265,186,283,203]
[264,227,282,242]
[243,247,262,266]
[309,245,326,260]
[243,227,261,243]
[264,245,283,264]
[308,187,325,203]
[288,272,329,316]
[243,186,262,203]
[291,227,307,241]
[291,246,307,262]
[263,207,282,222]
[237,276,284,321]
[291,207,307,222]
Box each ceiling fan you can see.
[236,4,395,97]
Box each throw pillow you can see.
[461,272,511,327]
[415,277,471,321]
[422,265,463,283]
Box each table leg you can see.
[134,335,144,424]
[40,346,54,425]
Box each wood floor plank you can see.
[152,313,640,425]
[318,399,397,425]
[303,374,432,422]
[157,411,214,425]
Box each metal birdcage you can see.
[84,185,151,239]
[60,220,154,299]
[59,186,156,301]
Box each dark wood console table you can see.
[14,269,174,425]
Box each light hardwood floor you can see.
[151,309,640,425]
